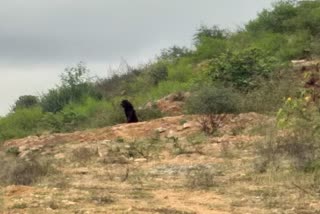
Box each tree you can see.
[12,95,39,111]
[159,46,191,62]
[193,25,229,46]
[41,62,102,113]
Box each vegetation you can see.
[1,1,320,177]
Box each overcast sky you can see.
[0,0,274,116]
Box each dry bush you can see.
[254,127,320,173]
[185,166,216,189]
[197,114,227,135]
[71,147,97,164]
[0,153,54,185]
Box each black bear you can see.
[121,100,138,123]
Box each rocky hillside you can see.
[1,108,319,214]
[2,85,320,214]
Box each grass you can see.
[185,166,216,189]
[71,147,98,164]
[0,153,55,185]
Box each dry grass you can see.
[2,114,320,213]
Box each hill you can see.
[2,1,320,213]
[0,112,285,214]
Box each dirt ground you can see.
[1,112,320,214]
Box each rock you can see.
[182,122,193,129]
[73,168,89,175]
[100,140,111,145]
[166,130,179,139]
[177,126,184,131]
[54,153,65,159]
[19,150,30,159]
[62,200,76,205]
[155,127,167,133]
[97,144,109,157]
[145,102,153,108]
[134,158,147,162]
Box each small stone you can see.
[134,158,147,162]
[54,153,65,159]
[183,122,193,129]
[155,127,166,133]
[166,130,178,139]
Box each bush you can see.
[12,95,39,111]
[41,83,101,113]
[185,166,216,189]
[255,126,320,172]
[0,154,53,185]
[158,45,191,62]
[148,63,168,85]
[246,1,320,36]
[71,147,97,164]
[136,105,163,121]
[167,58,194,83]
[207,48,277,91]
[239,71,300,113]
[41,63,101,113]
[0,107,44,141]
[256,89,320,172]
[185,86,239,115]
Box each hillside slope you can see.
[1,113,278,213]
[1,112,319,213]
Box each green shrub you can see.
[148,63,168,85]
[40,83,101,113]
[193,37,228,62]
[39,112,63,132]
[246,1,298,34]
[207,48,277,91]
[41,63,101,113]
[95,66,142,98]
[12,95,39,112]
[167,58,194,83]
[136,105,163,121]
[185,86,239,115]
[239,71,299,113]
[158,45,191,62]
[0,107,44,141]
[5,147,20,156]
[256,90,320,172]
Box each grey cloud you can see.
[0,0,274,115]
[0,0,274,64]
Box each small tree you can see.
[41,62,101,113]
[60,62,90,87]
[159,46,191,62]
[194,25,229,46]
[208,48,277,91]
[12,95,39,111]
[148,63,168,85]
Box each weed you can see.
[185,166,216,189]
[219,142,235,158]
[48,200,59,210]
[11,203,28,209]
[91,194,114,205]
[71,147,97,164]
[127,139,163,160]
[115,137,125,143]
[0,154,54,185]
[5,146,20,156]
[197,114,226,135]
[129,188,154,199]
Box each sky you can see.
[0,0,274,116]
